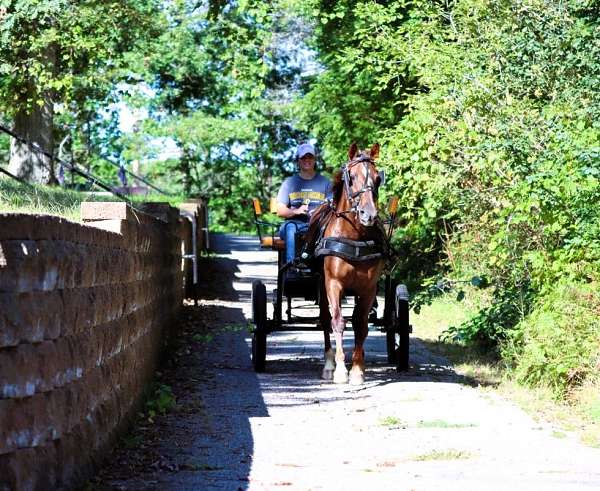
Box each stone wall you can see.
[0,202,187,490]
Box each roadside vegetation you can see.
[0,178,185,222]
[0,178,107,221]
[414,292,600,447]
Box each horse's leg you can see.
[320,278,335,380]
[349,289,376,385]
[326,280,347,383]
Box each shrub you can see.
[503,280,600,398]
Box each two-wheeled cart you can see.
[250,197,411,373]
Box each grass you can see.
[410,449,474,461]
[0,178,185,222]
[416,419,478,429]
[413,289,503,387]
[378,416,404,428]
[412,291,600,448]
[0,177,108,221]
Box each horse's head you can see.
[343,142,382,227]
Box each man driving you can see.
[277,142,331,268]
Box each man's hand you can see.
[294,204,309,216]
[276,202,308,219]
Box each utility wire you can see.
[99,154,172,197]
[0,124,130,202]
[58,132,172,196]
[0,164,31,186]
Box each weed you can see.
[223,322,252,333]
[145,383,176,422]
[192,333,214,343]
[586,399,600,423]
[411,449,473,461]
[417,419,477,429]
[378,416,404,428]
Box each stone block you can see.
[0,445,58,490]
[136,202,180,224]
[0,291,63,347]
[80,202,133,222]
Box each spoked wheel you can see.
[251,280,268,372]
[395,284,410,371]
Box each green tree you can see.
[0,0,160,183]
[135,0,307,230]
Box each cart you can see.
[250,197,411,373]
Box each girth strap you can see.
[315,237,384,262]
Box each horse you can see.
[309,142,386,385]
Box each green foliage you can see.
[503,280,600,398]
[293,0,417,166]
[339,0,600,348]
[293,0,600,397]
[145,383,176,421]
[443,285,535,349]
[0,0,160,113]
[129,0,307,231]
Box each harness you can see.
[315,237,384,262]
[309,154,389,263]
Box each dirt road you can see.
[97,233,600,491]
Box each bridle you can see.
[341,155,379,215]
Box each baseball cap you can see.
[296,143,315,159]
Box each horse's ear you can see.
[348,142,359,160]
[370,143,380,159]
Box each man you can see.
[277,142,331,268]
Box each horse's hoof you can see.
[349,372,365,386]
[333,369,349,384]
[321,368,334,381]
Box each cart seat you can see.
[260,236,285,250]
[253,197,284,250]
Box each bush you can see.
[503,280,600,398]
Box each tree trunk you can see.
[9,45,56,184]
[9,99,54,184]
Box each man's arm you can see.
[277,202,308,219]
[276,176,308,219]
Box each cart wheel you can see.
[384,277,398,364]
[251,280,267,372]
[396,284,410,371]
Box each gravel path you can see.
[98,233,600,491]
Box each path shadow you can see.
[91,234,270,491]
[252,329,491,412]
[196,256,241,301]
[141,304,268,491]
[209,233,262,254]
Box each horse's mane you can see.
[331,169,344,205]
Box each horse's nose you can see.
[358,207,376,226]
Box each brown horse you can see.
[311,143,386,385]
